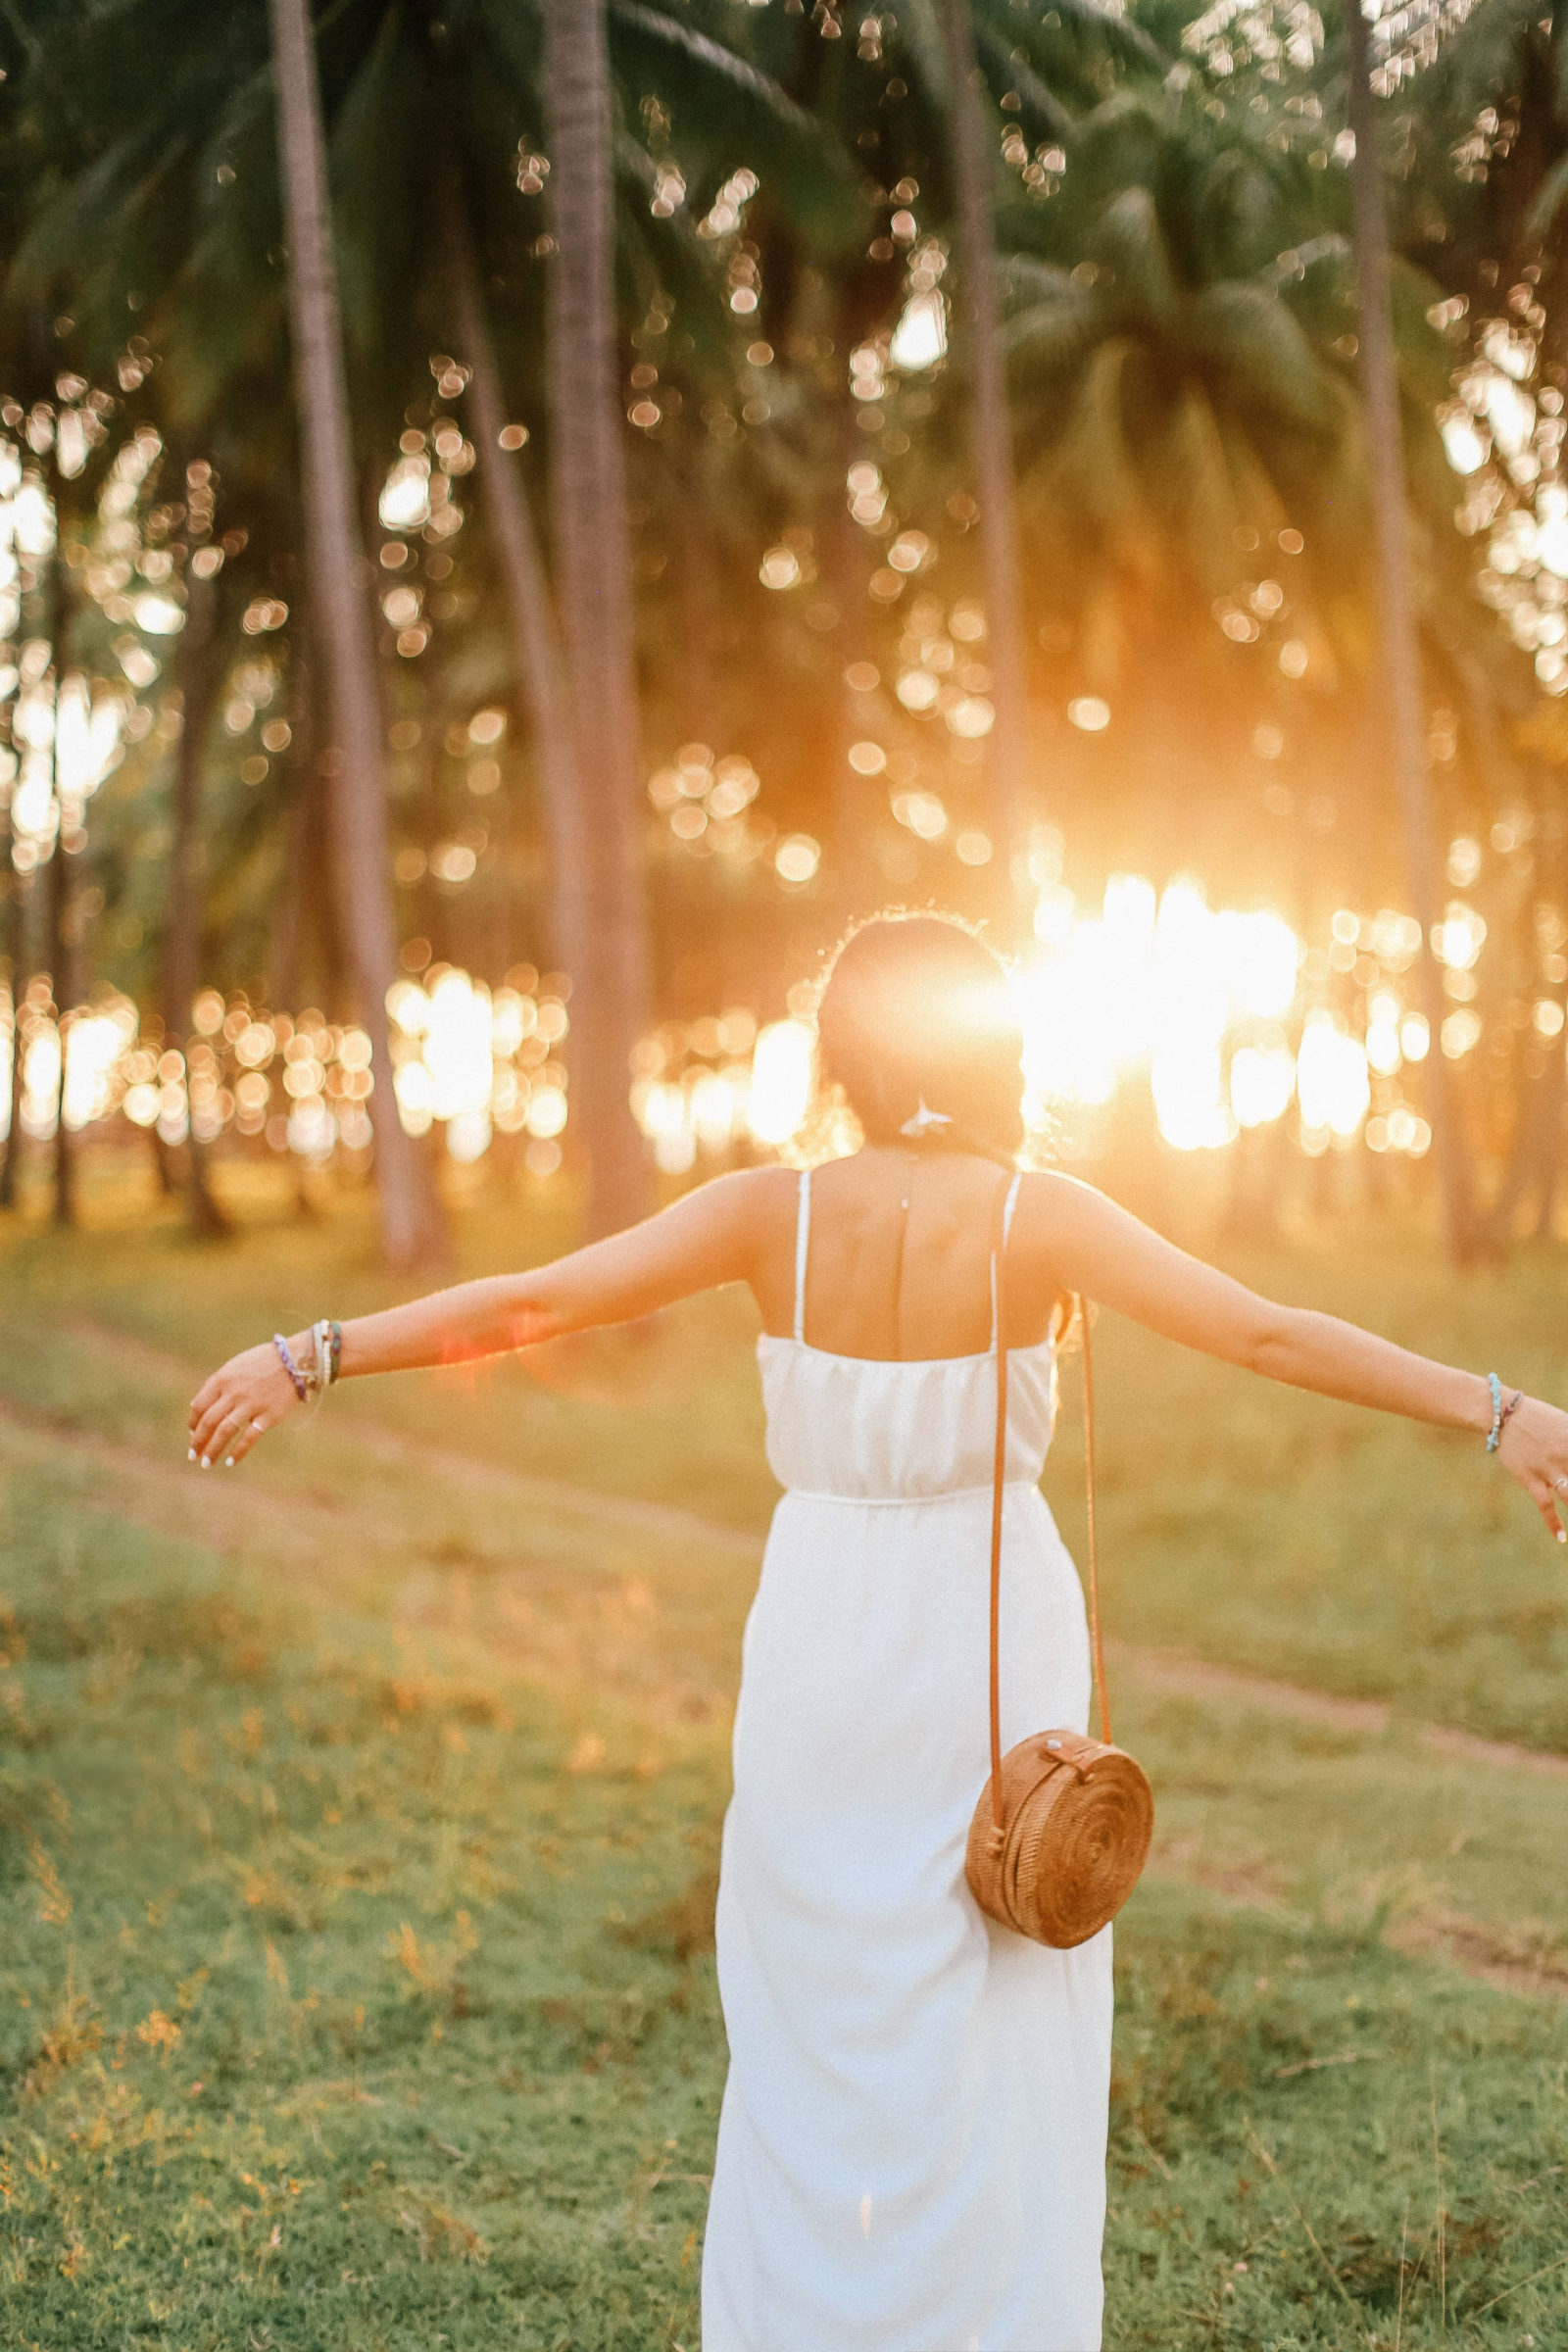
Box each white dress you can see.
[702,1170,1113,2352]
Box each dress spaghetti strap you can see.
[793,1168,812,1345]
[990,1171,1023,1349]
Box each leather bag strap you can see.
[987,1174,1010,1830]
[988,1183,1110,1835]
[1081,1300,1111,1746]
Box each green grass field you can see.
[2,1155,1567,2349]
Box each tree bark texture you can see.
[0,768,24,1211]
[42,809,74,1226]
[824,408,882,899]
[163,552,228,1236]
[543,0,654,1238]
[441,169,586,977]
[38,554,74,1228]
[941,0,1032,862]
[1344,0,1475,1264]
[269,0,447,1267]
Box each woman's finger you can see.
[192,1392,246,1462]
[189,1394,229,1460]
[1525,1473,1566,1544]
[223,1412,271,1467]
[1547,1471,1568,1544]
[209,1402,254,1466]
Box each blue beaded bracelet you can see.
[272,1332,309,1403]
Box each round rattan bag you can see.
[965,1726,1152,1948]
[963,1188,1153,1950]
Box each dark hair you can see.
[810,910,1026,1162]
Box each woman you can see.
[190,912,1568,2352]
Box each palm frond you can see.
[1186,281,1332,434]
[1528,145,1568,240]
[1004,281,1106,378]
[612,1,821,140]
[971,19,1072,140]
[609,0,867,249]
[1091,183,1178,320]
[999,0,1167,74]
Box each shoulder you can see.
[663,1162,799,1242]
[1012,1167,1117,1247]
[1015,1166,1103,1213]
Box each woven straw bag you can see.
[964,1177,1153,1948]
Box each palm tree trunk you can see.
[163,548,229,1237]
[0,752,25,1212]
[941,0,1032,860]
[824,408,880,895]
[42,802,74,1227]
[1344,0,1474,1264]
[439,167,586,978]
[677,436,723,747]
[38,552,74,1228]
[269,0,447,1268]
[542,0,654,1238]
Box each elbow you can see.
[508,1299,563,1350]
[1240,1303,1303,1383]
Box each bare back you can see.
[750,1150,1059,1361]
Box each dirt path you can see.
[1109,1642,1568,1784]
[19,1321,1568,2001]
[0,1392,743,1730]
[54,1315,1568,1779]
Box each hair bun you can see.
[812,911,1025,1157]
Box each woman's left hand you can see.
[188,1341,302,1468]
[1497,1394,1568,1544]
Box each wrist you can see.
[290,1320,345,1395]
[1477,1371,1525,1451]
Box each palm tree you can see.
[541,0,654,1238]
[1002,97,1358,825]
[12,0,837,1236]
[940,0,1033,855]
[161,458,228,1238]
[36,533,74,1227]
[703,0,1157,887]
[437,165,584,989]
[268,0,447,1268]
[1343,0,1474,1263]
[0,802,24,1211]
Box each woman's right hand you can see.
[1497,1393,1568,1544]
[188,1340,303,1469]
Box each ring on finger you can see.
[1555,1476,1568,1494]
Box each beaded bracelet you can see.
[272,1332,310,1403]
[1485,1373,1525,1452]
[309,1318,344,1400]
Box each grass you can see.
[2,1152,1567,2348]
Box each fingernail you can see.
[200,1456,210,1469]
[224,1457,235,1469]
[187,1447,196,1462]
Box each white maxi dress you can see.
[702,1170,1113,2352]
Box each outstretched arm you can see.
[1027,1170,1568,1544]
[188,1169,771,1469]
